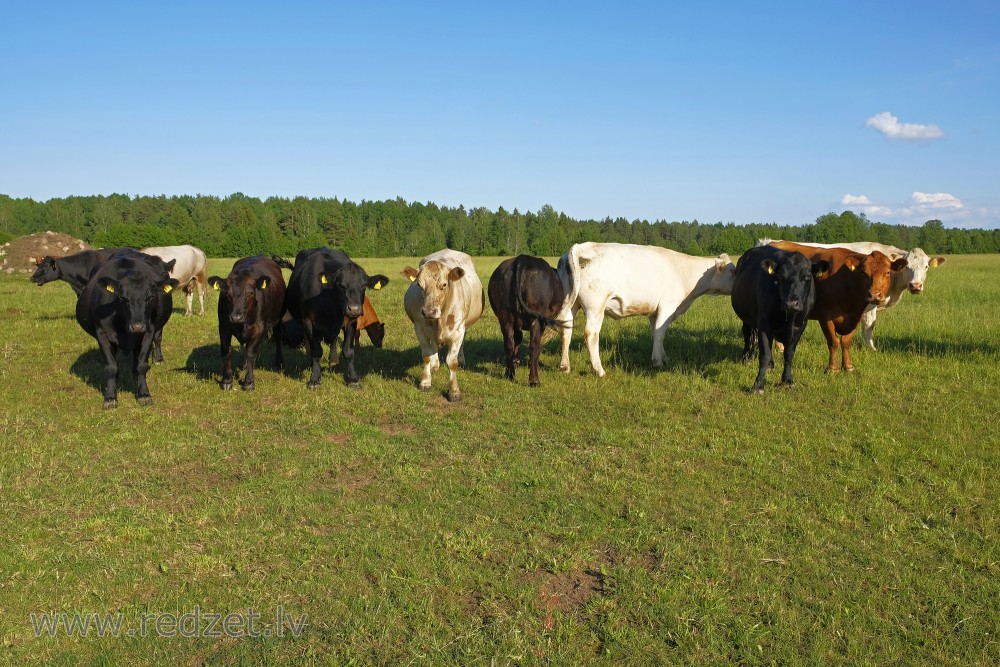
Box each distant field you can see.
[1,254,998,665]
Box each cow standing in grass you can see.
[141,245,209,316]
[75,252,178,408]
[488,255,564,387]
[283,248,389,389]
[554,242,737,377]
[767,240,907,372]
[208,255,286,391]
[403,249,483,402]
[731,245,829,394]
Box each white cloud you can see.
[866,112,944,140]
[840,194,892,218]
[841,194,872,206]
[911,191,964,209]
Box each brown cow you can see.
[328,296,385,366]
[769,240,907,372]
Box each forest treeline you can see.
[1,193,996,258]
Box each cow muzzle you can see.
[867,290,885,304]
[908,282,923,294]
[784,298,803,313]
[229,313,247,324]
[421,306,441,320]
[345,304,363,318]
[128,322,148,334]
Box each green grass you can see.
[1,255,998,665]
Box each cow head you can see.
[30,256,61,286]
[763,253,830,314]
[365,322,386,348]
[705,254,737,295]
[320,262,389,319]
[900,248,946,294]
[401,261,464,320]
[849,251,908,306]
[209,272,271,325]
[97,273,179,333]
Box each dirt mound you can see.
[0,231,90,274]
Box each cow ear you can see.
[447,267,465,282]
[320,273,329,285]
[716,254,732,270]
[98,277,118,294]
[161,278,180,294]
[813,260,831,277]
[890,257,908,271]
[368,274,389,290]
[761,259,776,275]
[163,258,177,273]
[208,276,224,291]
[401,267,418,282]
[930,256,946,268]
[845,256,860,272]
[256,277,269,290]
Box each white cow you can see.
[555,242,736,377]
[761,240,945,350]
[402,249,484,402]
[141,245,209,316]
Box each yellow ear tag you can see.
[212,282,220,290]
[766,265,775,275]
[105,284,115,294]
[848,263,856,271]
[260,279,268,289]
[163,284,173,293]
[374,281,382,290]
[320,274,328,284]
[409,275,415,282]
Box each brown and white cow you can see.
[554,242,736,376]
[768,240,907,372]
[765,240,945,350]
[141,245,209,316]
[402,249,483,402]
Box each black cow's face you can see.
[98,274,179,333]
[209,273,270,325]
[321,264,389,319]
[764,255,829,314]
[30,257,60,285]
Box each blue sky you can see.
[3,2,998,228]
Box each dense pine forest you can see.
[0,193,996,257]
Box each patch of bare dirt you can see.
[523,568,606,620]
[0,231,90,274]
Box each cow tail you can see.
[514,260,567,331]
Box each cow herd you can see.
[28,239,946,406]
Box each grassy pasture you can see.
[0,254,998,665]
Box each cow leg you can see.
[97,331,120,409]
[240,334,262,391]
[184,281,194,316]
[583,309,607,377]
[328,339,339,367]
[446,327,466,402]
[558,306,577,373]
[340,320,361,387]
[134,333,156,405]
[415,326,438,392]
[152,327,165,364]
[780,329,799,388]
[841,329,857,372]
[303,320,324,389]
[752,327,772,394]
[860,305,878,351]
[197,275,207,316]
[528,319,543,387]
[649,312,670,368]
[220,326,235,390]
[272,321,284,370]
[820,320,841,372]
[740,322,755,362]
[500,317,517,381]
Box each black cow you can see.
[31,248,132,295]
[75,252,178,408]
[282,248,389,388]
[487,255,566,387]
[731,245,830,394]
[208,255,286,391]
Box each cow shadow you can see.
[69,347,151,397]
[873,335,1000,358]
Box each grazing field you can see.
[1,254,998,665]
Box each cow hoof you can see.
[103,399,118,410]
[529,381,540,388]
[753,388,765,395]
[845,366,856,373]
[221,381,233,391]
[825,367,841,374]
[447,392,462,403]
[780,382,796,389]
[559,364,571,373]
[155,359,164,366]
[306,382,320,390]
[241,383,255,392]
[348,381,362,390]
[137,395,153,406]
